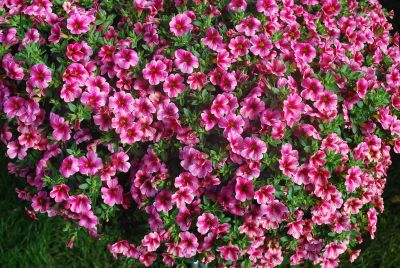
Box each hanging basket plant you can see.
[0,0,399,267]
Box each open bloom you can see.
[143,60,168,85]
[174,49,199,74]
[114,49,139,69]
[241,136,267,161]
[79,151,103,176]
[101,179,123,206]
[196,213,218,235]
[170,13,193,36]
[178,232,198,258]
[67,13,93,34]
[60,155,79,178]
[29,64,52,89]
[49,113,71,141]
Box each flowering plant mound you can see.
[1,0,399,267]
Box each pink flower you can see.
[49,113,71,141]
[367,208,377,239]
[67,13,92,34]
[78,210,98,230]
[68,194,91,214]
[241,137,267,161]
[229,36,251,57]
[6,141,27,160]
[163,73,185,97]
[29,64,52,89]
[283,94,305,127]
[31,191,50,213]
[240,96,265,120]
[50,184,70,202]
[61,82,82,102]
[294,43,317,63]
[170,13,193,36]
[250,34,273,57]
[254,185,275,204]
[235,177,254,201]
[111,152,131,173]
[217,245,240,261]
[63,63,89,86]
[172,187,194,208]
[345,166,362,193]
[187,72,207,90]
[79,151,103,176]
[80,87,107,109]
[322,0,341,17]
[314,91,338,112]
[301,77,324,101]
[218,113,245,137]
[140,252,157,267]
[60,155,79,178]
[196,213,218,235]
[201,28,223,51]
[236,17,261,36]
[155,189,173,212]
[142,232,161,252]
[343,198,363,214]
[257,0,279,15]
[174,49,199,74]
[143,60,168,85]
[109,91,134,113]
[3,96,26,118]
[101,179,124,206]
[114,49,139,69]
[261,200,289,223]
[356,78,368,99]
[178,231,198,258]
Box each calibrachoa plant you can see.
[0,0,399,267]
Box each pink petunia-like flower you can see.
[235,17,261,37]
[79,151,103,176]
[201,28,223,51]
[67,13,93,35]
[143,60,168,85]
[187,72,207,90]
[63,63,89,86]
[49,113,71,141]
[197,213,219,235]
[217,245,240,261]
[60,155,79,178]
[29,64,52,89]
[345,166,362,193]
[241,136,267,161]
[294,43,317,63]
[254,185,275,204]
[142,232,161,252]
[283,94,305,127]
[172,187,194,208]
[178,231,198,258]
[61,82,82,102]
[169,13,193,36]
[68,194,91,214]
[154,189,173,212]
[3,96,26,118]
[101,178,123,206]
[322,0,342,17]
[250,34,273,57]
[80,87,107,109]
[301,77,324,101]
[50,184,70,202]
[229,36,251,57]
[163,73,185,98]
[174,49,199,74]
[111,152,131,173]
[235,177,254,202]
[261,200,289,223]
[78,210,98,230]
[114,49,139,69]
[31,191,50,213]
[356,78,368,99]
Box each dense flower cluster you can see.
[0,0,399,267]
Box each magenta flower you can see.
[345,166,362,193]
[217,245,240,261]
[174,49,199,74]
[68,194,91,214]
[50,184,70,202]
[283,94,305,127]
[6,141,27,160]
[114,49,139,69]
[67,13,92,35]
[261,200,289,223]
[78,151,103,176]
[250,34,273,57]
[61,82,82,102]
[101,179,123,206]
[29,64,52,89]
[235,17,261,36]
[254,185,275,204]
[163,73,185,98]
[187,72,207,90]
[3,96,26,118]
[241,136,267,161]
[235,177,254,202]
[169,13,193,36]
[49,113,71,141]
[178,231,198,258]
[201,28,223,51]
[78,210,98,230]
[322,0,342,17]
[229,36,251,57]
[294,43,317,63]
[172,187,194,208]
[196,212,218,235]
[154,189,173,212]
[31,191,50,213]
[63,63,89,86]
[60,155,79,178]
[142,232,161,252]
[143,60,168,85]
